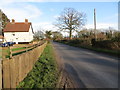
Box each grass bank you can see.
[17,43,58,88]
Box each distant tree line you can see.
[0,9,10,35]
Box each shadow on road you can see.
[64,63,86,88]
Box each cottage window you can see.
[12,34,15,36]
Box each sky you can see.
[0,0,118,35]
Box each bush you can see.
[93,40,119,50]
[111,37,120,42]
[91,38,96,46]
[68,39,84,45]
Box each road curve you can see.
[52,42,118,88]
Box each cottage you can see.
[3,19,34,44]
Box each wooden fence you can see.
[9,41,45,58]
[1,41,47,88]
[0,59,2,89]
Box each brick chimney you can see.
[11,19,15,24]
[25,19,28,23]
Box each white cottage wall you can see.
[4,29,33,44]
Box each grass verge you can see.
[17,43,58,88]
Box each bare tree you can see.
[55,8,86,39]
[33,30,44,41]
[0,9,10,35]
[45,30,52,39]
[52,31,63,40]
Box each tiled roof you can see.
[4,22,31,32]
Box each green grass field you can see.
[12,47,26,51]
[17,43,58,88]
[2,46,34,58]
[0,47,10,58]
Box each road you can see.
[52,42,118,88]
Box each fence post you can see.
[25,46,27,52]
[9,47,12,59]
[0,58,2,89]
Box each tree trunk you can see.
[69,30,72,39]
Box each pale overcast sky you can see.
[0,0,118,35]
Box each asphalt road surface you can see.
[52,42,118,88]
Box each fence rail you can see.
[0,41,47,88]
[9,41,45,58]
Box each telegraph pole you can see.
[94,8,97,40]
